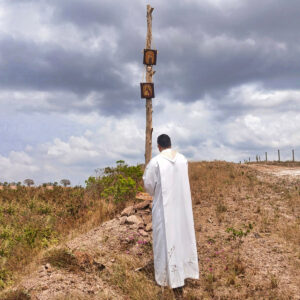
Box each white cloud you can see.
[0,151,39,183]
[0,112,146,185]
[1,88,300,185]
[0,2,54,42]
[227,84,300,109]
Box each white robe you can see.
[143,148,199,288]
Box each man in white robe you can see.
[143,134,199,294]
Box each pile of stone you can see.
[119,199,152,237]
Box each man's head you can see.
[157,134,171,152]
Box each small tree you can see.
[60,179,71,187]
[24,179,34,187]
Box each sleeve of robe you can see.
[143,159,158,196]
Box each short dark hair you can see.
[157,134,171,148]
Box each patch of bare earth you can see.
[2,162,300,299]
[248,163,300,178]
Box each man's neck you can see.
[159,146,171,152]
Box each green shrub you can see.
[86,161,144,203]
[23,226,38,248]
[37,204,51,215]
[226,223,253,240]
[0,268,11,290]
[101,175,136,203]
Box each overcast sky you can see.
[1,0,300,185]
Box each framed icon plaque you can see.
[143,49,157,65]
[140,83,155,99]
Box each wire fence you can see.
[243,149,297,163]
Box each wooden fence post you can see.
[292,149,295,162]
[278,149,280,162]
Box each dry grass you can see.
[102,255,174,300]
[42,248,78,272]
[186,161,299,299]
[1,289,31,300]
[0,185,132,290]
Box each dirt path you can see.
[248,163,300,177]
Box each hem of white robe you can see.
[155,273,199,289]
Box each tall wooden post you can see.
[145,5,155,165]
[278,149,280,162]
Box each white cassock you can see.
[143,148,199,288]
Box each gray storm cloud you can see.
[1,0,300,114]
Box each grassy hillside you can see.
[0,161,143,290]
[1,161,300,299]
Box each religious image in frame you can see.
[143,49,157,65]
[140,83,155,99]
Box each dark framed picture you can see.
[140,83,155,99]
[143,49,157,65]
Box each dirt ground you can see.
[2,162,300,299]
[248,163,300,178]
